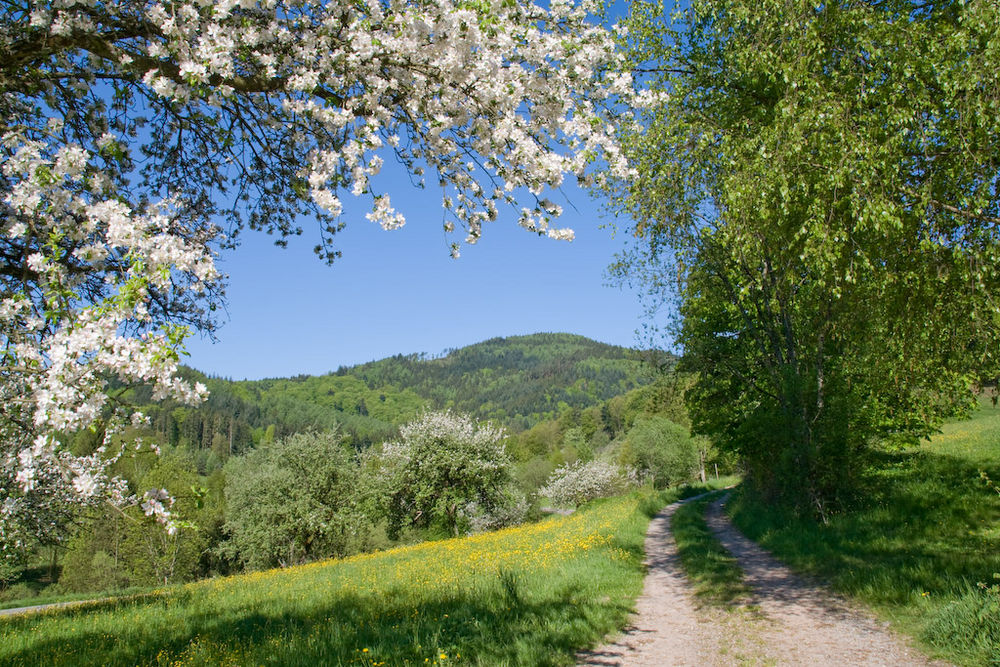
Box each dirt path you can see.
[577,493,724,666]
[579,493,949,667]
[704,495,949,666]
[0,599,93,618]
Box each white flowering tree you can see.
[376,411,518,537]
[0,0,632,560]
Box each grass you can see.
[671,491,750,606]
[0,575,163,613]
[728,405,1000,666]
[0,487,698,667]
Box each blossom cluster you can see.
[22,0,633,247]
[0,125,219,549]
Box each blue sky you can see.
[183,177,649,380]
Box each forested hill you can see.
[135,333,661,462]
[342,333,655,428]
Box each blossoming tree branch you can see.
[0,0,633,554]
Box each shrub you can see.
[621,416,698,489]
[221,430,368,569]
[923,580,1000,664]
[465,489,529,533]
[0,582,35,604]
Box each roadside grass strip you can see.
[728,406,1000,666]
[671,492,751,607]
[0,489,685,667]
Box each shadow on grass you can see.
[728,448,1000,665]
[732,450,1000,601]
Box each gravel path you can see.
[579,492,950,667]
[577,493,723,666]
[0,599,91,618]
[705,495,950,666]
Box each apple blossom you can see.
[0,0,633,556]
[540,459,636,507]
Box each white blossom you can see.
[0,0,634,554]
[540,460,637,507]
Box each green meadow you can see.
[0,485,718,667]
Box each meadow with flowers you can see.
[0,486,715,666]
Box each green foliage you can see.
[727,407,1000,666]
[923,579,1000,665]
[341,333,653,430]
[0,583,35,604]
[621,374,693,429]
[615,0,1000,512]
[221,430,370,570]
[2,335,672,599]
[127,334,656,471]
[622,416,697,489]
[60,453,215,591]
[515,456,556,495]
[0,559,19,589]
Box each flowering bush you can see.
[540,460,636,507]
[0,0,633,555]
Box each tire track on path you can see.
[705,495,950,666]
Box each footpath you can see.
[578,493,950,667]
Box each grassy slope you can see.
[0,488,700,667]
[729,405,1000,666]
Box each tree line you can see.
[121,334,656,474]
[14,393,717,600]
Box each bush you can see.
[621,416,697,489]
[222,429,369,570]
[465,489,529,533]
[540,460,635,507]
[0,582,35,604]
[0,558,20,590]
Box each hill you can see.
[343,333,657,428]
[131,333,662,465]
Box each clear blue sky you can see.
[183,176,649,380]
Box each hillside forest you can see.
[3,333,725,600]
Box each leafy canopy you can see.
[614,0,1000,510]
